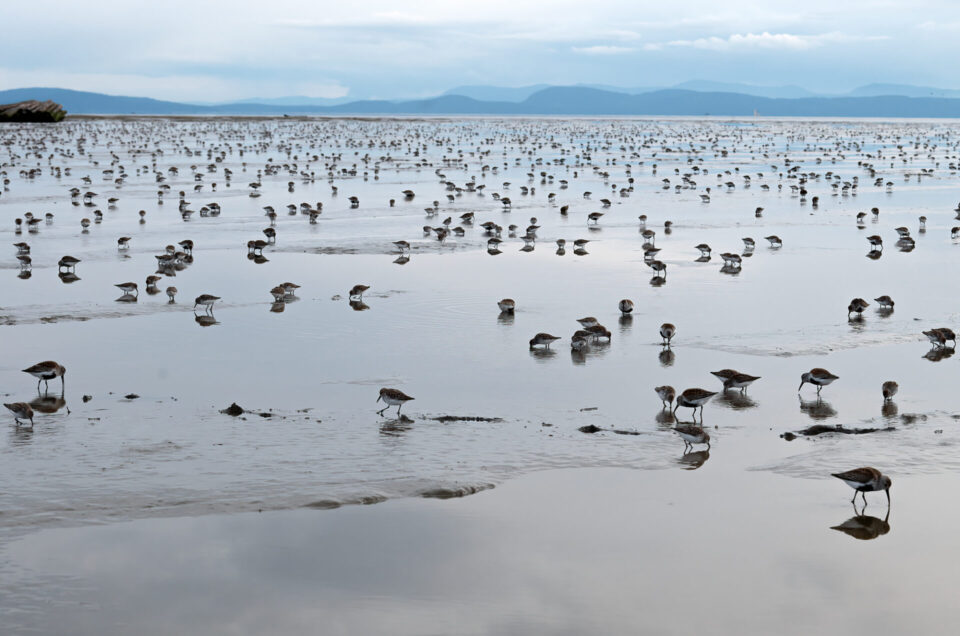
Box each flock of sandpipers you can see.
[8,117,960,508]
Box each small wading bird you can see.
[799,368,839,395]
[22,361,66,392]
[675,425,710,451]
[4,402,34,427]
[377,388,414,416]
[832,467,892,506]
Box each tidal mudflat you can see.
[2,117,960,633]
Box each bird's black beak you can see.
[376,395,381,403]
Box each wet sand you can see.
[2,116,960,632]
[5,466,958,635]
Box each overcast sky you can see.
[2,1,958,101]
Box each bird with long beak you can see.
[832,467,892,506]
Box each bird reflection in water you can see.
[866,250,882,260]
[831,504,891,540]
[194,313,219,327]
[655,409,675,427]
[658,348,675,367]
[247,253,269,264]
[695,255,711,263]
[30,394,69,415]
[393,256,410,265]
[649,275,666,287]
[717,391,758,410]
[115,294,137,303]
[618,314,633,330]
[881,401,899,418]
[799,395,837,420]
[719,264,741,276]
[349,299,370,311]
[18,270,32,280]
[678,449,710,470]
[923,346,954,362]
[58,272,81,284]
[379,416,413,437]
[270,301,285,313]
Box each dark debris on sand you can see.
[427,415,504,423]
[221,402,244,416]
[780,424,896,440]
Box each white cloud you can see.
[572,46,636,55]
[652,31,889,51]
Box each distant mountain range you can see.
[7,84,960,118]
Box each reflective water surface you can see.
[2,116,960,632]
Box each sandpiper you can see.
[723,373,760,393]
[673,388,717,419]
[4,402,34,427]
[115,282,138,297]
[166,286,177,302]
[675,425,710,451]
[377,388,414,416]
[117,237,131,250]
[58,255,80,271]
[22,361,66,392]
[799,368,839,394]
[194,294,220,311]
[874,295,895,309]
[349,284,370,299]
[576,317,599,329]
[529,333,561,349]
[847,298,869,317]
[659,322,676,346]
[832,467,891,506]
[498,298,515,313]
[710,369,739,383]
[764,235,782,247]
[618,299,634,315]
[655,385,676,408]
[882,381,898,402]
[867,235,883,251]
[695,243,711,257]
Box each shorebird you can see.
[742,237,755,249]
[498,298,515,313]
[874,295,895,309]
[923,327,956,348]
[529,333,561,349]
[673,388,717,419]
[710,369,739,383]
[847,298,869,317]
[115,282,138,297]
[166,287,177,302]
[4,402,34,427]
[393,240,410,253]
[882,381,899,402]
[587,212,604,224]
[675,425,710,451]
[618,299,634,315]
[576,317,599,329]
[799,368,839,394]
[867,235,883,251]
[659,322,676,346]
[194,294,220,312]
[832,467,891,506]
[349,284,369,299]
[655,385,676,408]
[695,243,711,257]
[117,237,131,250]
[22,361,66,392]
[377,387,414,416]
[723,373,760,393]
[764,235,782,247]
[58,255,80,272]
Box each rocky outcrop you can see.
[0,100,67,122]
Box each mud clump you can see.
[579,424,603,434]
[782,424,895,439]
[428,415,503,423]
[221,402,244,416]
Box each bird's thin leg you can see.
[397,403,403,416]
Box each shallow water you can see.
[2,117,960,631]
